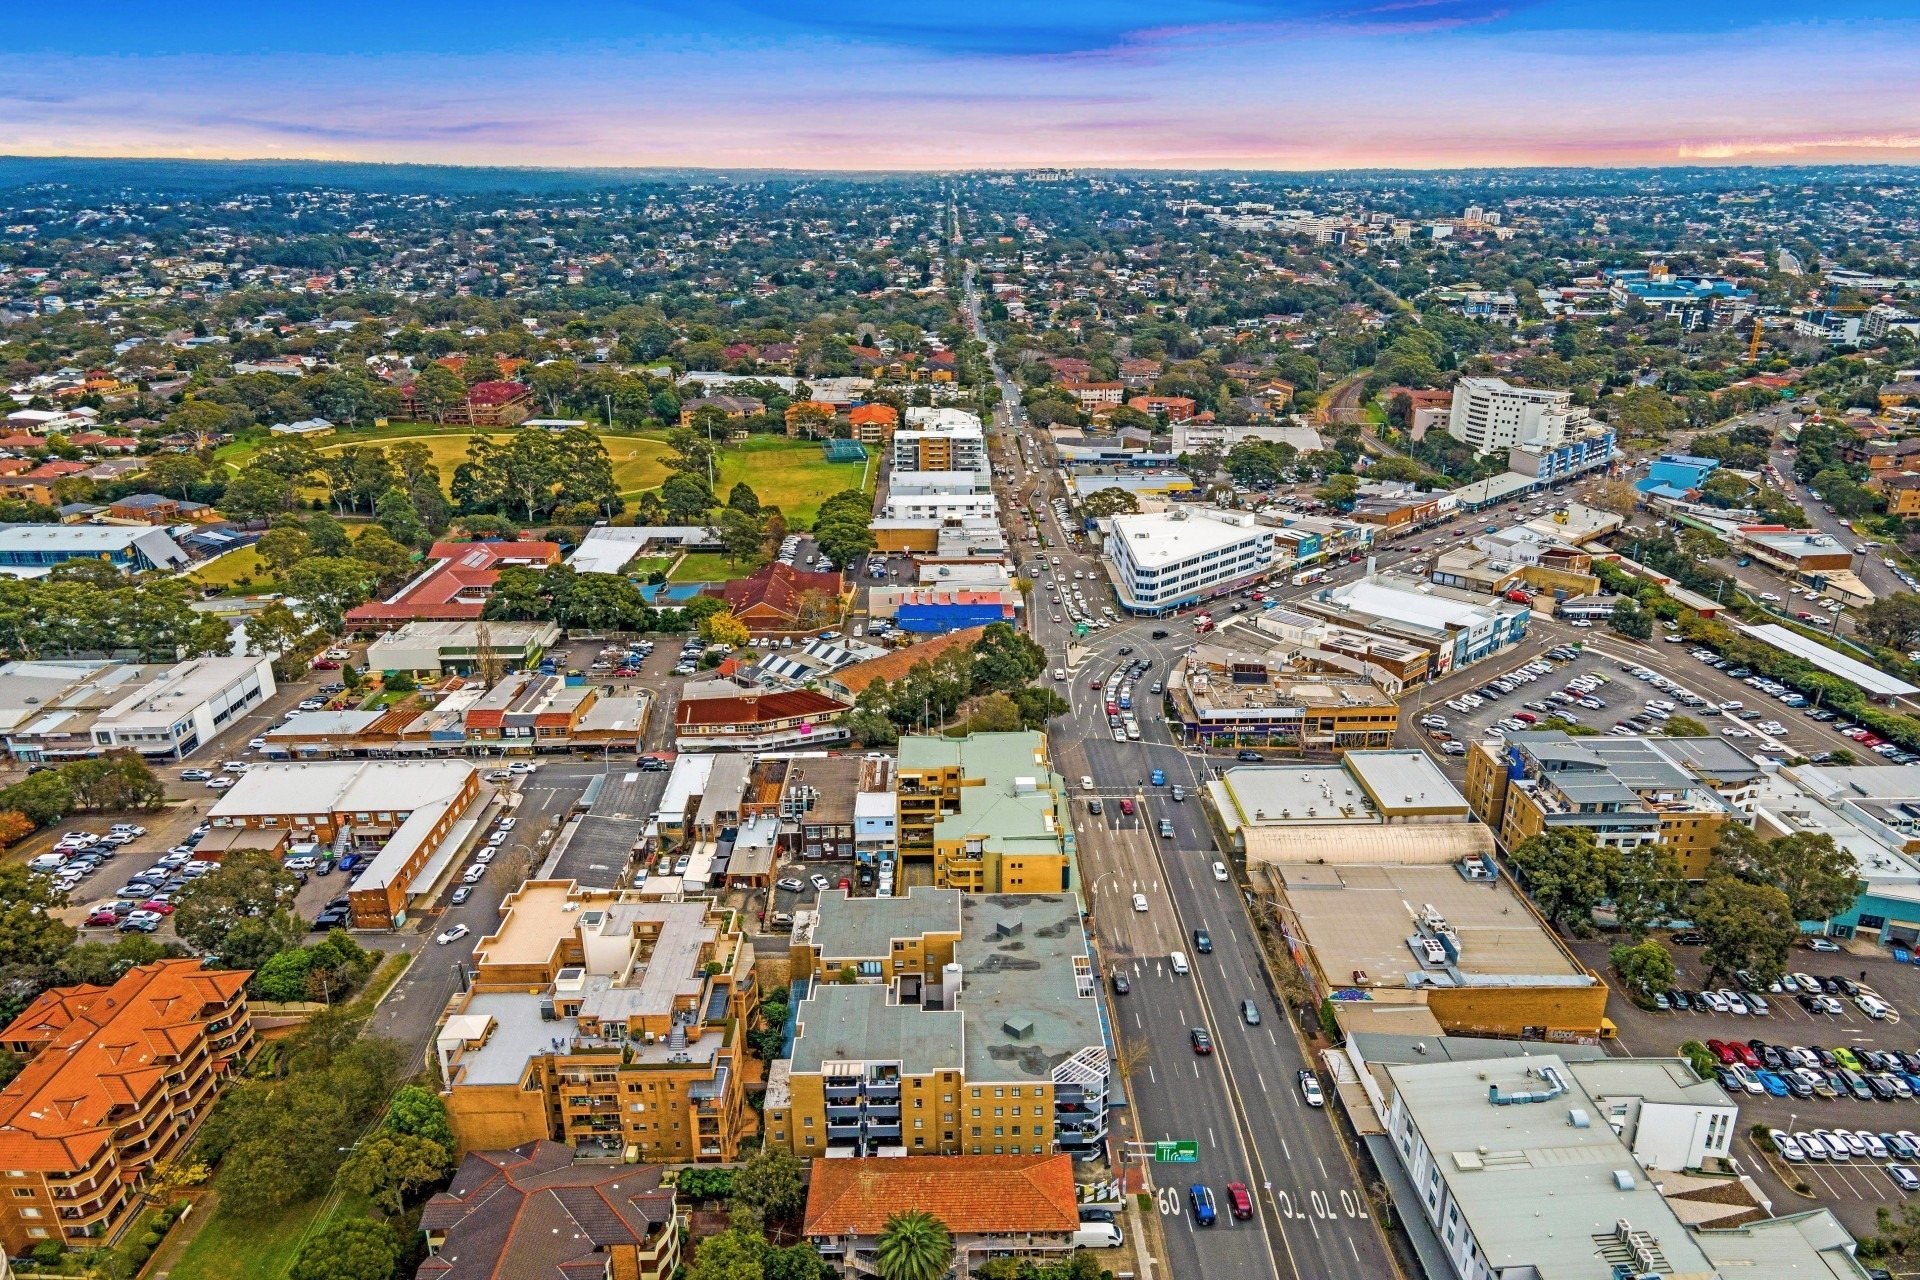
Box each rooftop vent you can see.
[1002,1017,1034,1041]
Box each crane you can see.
[1748,316,1763,361]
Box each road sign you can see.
[1153,1140,1199,1163]
[1074,624,1089,638]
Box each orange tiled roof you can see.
[673,688,844,728]
[832,627,985,696]
[0,960,248,1171]
[804,1154,1078,1236]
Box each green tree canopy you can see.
[289,1217,401,1280]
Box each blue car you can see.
[1189,1184,1217,1227]
[1151,769,1166,786]
[1757,1070,1790,1097]
[1900,1072,1920,1097]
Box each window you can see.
[19,1207,40,1219]
[11,1188,30,1198]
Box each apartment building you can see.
[892,409,985,473]
[1104,508,1278,615]
[1464,733,1757,875]
[767,889,1109,1163]
[895,732,1073,893]
[0,960,252,1256]
[1447,377,1589,456]
[435,881,755,1162]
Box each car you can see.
[1213,861,1229,882]
[1242,999,1262,1026]
[1813,1128,1851,1161]
[776,877,805,893]
[1193,928,1212,954]
[1807,937,1841,952]
[1770,1129,1806,1162]
[139,899,174,915]
[1299,1069,1324,1107]
[1190,1028,1213,1055]
[84,909,119,927]
[1118,798,1135,816]
[450,885,474,905]
[1225,1181,1254,1220]
[1111,971,1130,996]
[1236,749,1263,762]
[205,775,235,789]
[436,924,471,945]
[1132,893,1148,913]
[810,874,831,892]
[1796,1131,1831,1161]
[474,848,496,864]
[1189,1184,1217,1227]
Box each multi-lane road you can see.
[964,273,1401,1280]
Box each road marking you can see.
[1209,1126,1217,1149]
[1318,1156,1329,1179]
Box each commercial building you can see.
[804,1154,1080,1276]
[895,732,1073,893]
[1636,453,1719,501]
[0,656,274,763]
[1207,754,1488,864]
[1739,623,1919,701]
[205,760,486,928]
[435,881,754,1162]
[673,687,849,753]
[365,619,561,675]
[1744,762,1920,942]
[563,526,722,575]
[0,524,189,577]
[1168,645,1399,750]
[878,491,999,523]
[418,1140,680,1280]
[1379,1051,1868,1280]
[343,539,561,628]
[1464,733,1759,875]
[1258,850,1609,1041]
[1447,377,1590,457]
[1103,508,1278,615]
[1505,420,1617,482]
[1301,575,1530,676]
[0,960,252,1256]
[1606,266,1752,327]
[768,888,1108,1162]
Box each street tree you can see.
[1692,873,1796,983]
[1507,827,1614,935]
[341,1131,454,1214]
[1609,940,1677,1003]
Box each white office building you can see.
[1103,508,1277,615]
[1448,377,1589,457]
[879,492,1000,523]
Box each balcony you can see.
[826,1105,862,1124]
[827,1122,862,1141]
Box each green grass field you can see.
[168,1192,372,1280]
[186,545,271,592]
[713,438,872,526]
[668,551,762,583]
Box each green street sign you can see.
[1074,624,1089,638]
[1153,1140,1199,1163]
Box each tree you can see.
[342,1131,454,1215]
[245,601,307,659]
[284,556,379,630]
[1693,872,1797,983]
[374,488,430,549]
[1610,939,1677,1003]
[733,1144,806,1222]
[728,482,761,515]
[289,1217,401,1280]
[1507,827,1614,935]
[875,1211,952,1280]
[145,453,207,499]
[382,1084,456,1150]
[221,465,296,519]
[251,948,315,1002]
[1082,487,1139,518]
[0,863,77,971]
[700,610,751,649]
[660,472,715,523]
[1713,825,1862,924]
[1315,473,1359,507]
[967,692,1022,732]
[814,514,875,570]
[689,1227,767,1280]
[1613,387,1685,442]
[1608,843,1685,939]
[254,527,312,578]
[1661,715,1709,737]
[0,771,72,826]
[1610,596,1653,641]
[972,622,1045,692]
[0,811,31,850]
[763,1244,833,1280]
[306,511,353,557]
[1858,593,1920,652]
[718,507,768,568]
[172,851,297,959]
[409,363,468,424]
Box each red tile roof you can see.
[467,381,532,406]
[848,403,898,425]
[831,627,986,696]
[705,562,843,625]
[346,539,559,623]
[673,688,845,729]
[804,1154,1079,1237]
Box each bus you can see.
[1291,569,1327,587]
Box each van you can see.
[1071,1223,1124,1249]
[1169,951,1189,975]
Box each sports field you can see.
[713,437,871,525]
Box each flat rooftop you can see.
[1107,509,1268,569]
[208,758,475,821]
[1276,862,1591,989]
[1738,623,1918,698]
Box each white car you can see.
[811,874,831,892]
[497,817,516,831]
[1212,862,1229,882]
[1132,893,1149,912]
[248,738,269,751]
[474,848,496,864]
[436,924,471,945]
[508,762,537,775]
[487,830,508,846]
[206,776,235,789]
[283,857,317,871]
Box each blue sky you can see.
[2,2,1916,168]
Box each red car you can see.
[1707,1038,1736,1065]
[1119,799,1135,816]
[1190,1028,1213,1055]
[310,659,340,670]
[84,909,119,927]
[1733,1042,1760,1069]
[1089,679,1102,690]
[139,899,174,915]
[1226,1182,1254,1220]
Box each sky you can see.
[2,1,1918,171]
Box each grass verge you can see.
[166,1192,372,1280]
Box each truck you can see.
[1193,614,1215,634]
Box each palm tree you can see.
[875,1210,953,1280]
